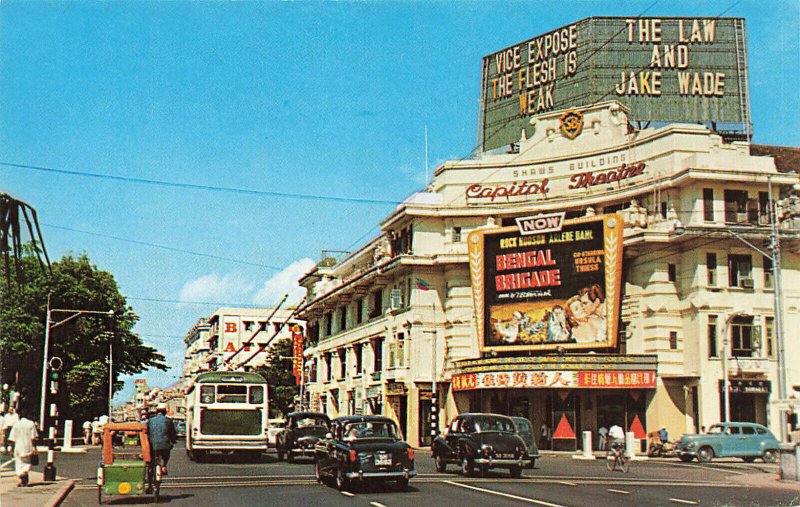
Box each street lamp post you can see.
[39,300,114,480]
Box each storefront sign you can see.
[515,212,565,236]
[577,370,656,388]
[452,369,656,391]
[291,325,304,385]
[719,379,771,394]
[468,214,624,353]
[481,17,749,151]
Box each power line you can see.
[127,296,278,307]
[0,161,402,206]
[43,223,285,271]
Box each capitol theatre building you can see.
[298,17,800,449]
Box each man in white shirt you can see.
[8,408,38,487]
[608,423,625,452]
[2,407,20,454]
[82,420,92,446]
[597,425,609,451]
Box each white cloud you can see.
[178,273,255,304]
[253,257,315,306]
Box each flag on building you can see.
[415,278,431,291]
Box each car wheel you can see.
[460,456,474,476]
[762,449,778,463]
[679,455,694,463]
[742,457,756,463]
[397,477,410,491]
[286,451,294,463]
[435,454,447,473]
[509,466,522,478]
[479,465,489,477]
[335,467,349,491]
[697,446,714,463]
[314,460,323,483]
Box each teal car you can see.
[675,422,780,463]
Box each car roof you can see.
[457,413,514,420]
[288,411,329,420]
[333,415,396,424]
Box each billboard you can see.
[481,17,749,151]
[468,214,623,353]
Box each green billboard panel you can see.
[481,17,749,151]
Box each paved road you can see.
[58,443,798,506]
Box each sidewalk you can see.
[0,462,75,507]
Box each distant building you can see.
[182,307,304,380]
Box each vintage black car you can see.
[314,415,416,491]
[276,411,331,462]
[431,413,537,477]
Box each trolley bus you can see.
[185,371,269,460]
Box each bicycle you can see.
[605,441,630,472]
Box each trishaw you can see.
[97,422,162,504]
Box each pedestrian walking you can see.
[83,419,92,446]
[598,424,608,451]
[539,422,550,450]
[2,407,20,454]
[91,417,102,445]
[8,408,38,487]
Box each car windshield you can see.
[475,416,515,433]
[707,424,724,434]
[296,416,327,428]
[343,421,399,440]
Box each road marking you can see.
[370,503,388,507]
[666,462,746,475]
[607,488,630,495]
[341,491,355,497]
[670,499,698,505]
[443,480,568,507]
[559,481,577,486]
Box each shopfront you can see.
[719,379,770,425]
[449,355,657,451]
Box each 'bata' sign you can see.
[468,214,624,353]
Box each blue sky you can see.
[1,1,798,402]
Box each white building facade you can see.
[183,307,304,379]
[298,101,800,448]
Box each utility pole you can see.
[768,178,788,441]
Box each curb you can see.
[45,479,75,507]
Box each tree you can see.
[253,337,298,417]
[0,251,167,422]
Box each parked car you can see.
[276,412,330,462]
[314,415,416,491]
[675,422,780,463]
[267,418,286,448]
[432,413,534,477]
[510,416,540,467]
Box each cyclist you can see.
[147,404,177,476]
[608,423,625,454]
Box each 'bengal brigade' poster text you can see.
[468,214,623,353]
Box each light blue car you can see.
[675,422,780,463]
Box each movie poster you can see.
[468,214,623,352]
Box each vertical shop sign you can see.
[291,324,304,385]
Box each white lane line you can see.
[559,481,578,486]
[370,503,388,507]
[341,491,355,497]
[443,480,568,507]
[607,488,630,495]
[670,499,699,505]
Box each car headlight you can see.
[481,444,493,456]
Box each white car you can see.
[267,418,286,448]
